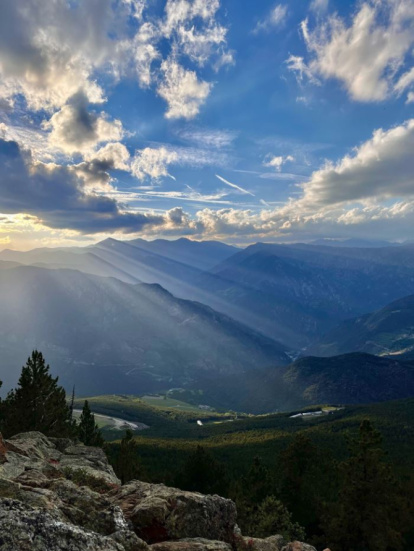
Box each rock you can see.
[58,444,121,485]
[236,535,285,551]
[0,431,120,486]
[111,529,150,551]
[281,543,317,551]
[151,539,232,551]
[0,498,124,551]
[109,481,237,544]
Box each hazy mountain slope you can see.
[281,353,414,407]
[0,265,289,394]
[187,243,414,348]
[195,353,414,413]
[307,295,414,359]
[0,238,238,294]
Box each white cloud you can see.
[0,0,231,122]
[131,147,179,181]
[296,119,414,208]
[177,128,237,148]
[44,91,124,154]
[215,174,255,196]
[286,55,319,85]
[291,0,414,102]
[157,59,212,119]
[253,4,288,34]
[310,0,329,13]
[264,155,295,171]
[0,0,115,111]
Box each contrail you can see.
[215,174,255,196]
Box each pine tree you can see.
[115,429,143,484]
[78,400,104,447]
[252,496,306,541]
[69,386,75,421]
[324,420,408,551]
[1,350,74,438]
[175,445,228,495]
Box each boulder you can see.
[59,444,120,485]
[111,530,150,551]
[0,498,125,551]
[150,539,232,551]
[281,543,317,551]
[235,535,285,551]
[0,431,120,486]
[109,481,237,544]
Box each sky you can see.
[0,0,414,249]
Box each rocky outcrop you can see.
[110,481,237,543]
[0,432,316,551]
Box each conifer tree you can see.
[78,400,104,447]
[324,420,408,551]
[175,445,228,495]
[1,350,74,438]
[115,429,143,484]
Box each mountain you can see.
[0,238,238,296]
[0,265,289,394]
[185,242,414,348]
[281,353,414,407]
[309,238,396,248]
[4,240,414,351]
[196,353,414,413]
[307,295,414,359]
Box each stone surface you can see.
[151,539,232,551]
[236,535,285,551]
[0,498,124,551]
[109,481,237,544]
[281,543,317,551]
[0,432,318,551]
[0,431,120,485]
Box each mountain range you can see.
[0,264,288,394]
[1,237,414,411]
[308,294,414,360]
[2,238,414,349]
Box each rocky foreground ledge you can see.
[0,432,317,551]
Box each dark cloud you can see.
[0,138,165,233]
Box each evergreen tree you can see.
[115,429,143,484]
[69,386,75,421]
[324,420,408,551]
[1,351,74,438]
[234,456,276,534]
[175,445,228,495]
[252,496,306,541]
[78,400,104,447]
[280,433,336,532]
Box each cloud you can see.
[290,0,414,102]
[286,55,319,85]
[253,4,288,34]
[157,58,212,119]
[310,0,329,13]
[0,0,231,121]
[215,174,255,196]
[44,91,124,154]
[131,147,179,181]
[0,0,115,111]
[295,119,414,209]
[0,137,178,234]
[264,155,295,171]
[177,127,237,148]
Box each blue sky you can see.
[0,0,414,248]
